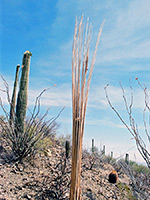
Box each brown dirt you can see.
[0,141,134,200]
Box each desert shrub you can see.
[130,161,150,175]
[103,155,117,164]
[57,134,71,147]
[0,51,65,163]
[0,110,60,162]
[105,80,150,168]
[0,79,63,163]
[117,182,137,200]
[0,68,64,162]
[118,160,150,199]
[0,115,6,123]
[90,145,99,154]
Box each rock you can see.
[44,149,51,157]
[10,169,17,174]
[22,178,27,181]
[15,186,22,190]
[23,194,32,199]
[0,145,4,153]
[87,188,92,192]
[40,170,43,175]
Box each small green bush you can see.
[117,182,137,200]
[130,161,150,175]
[57,134,71,146]
[0,111,59,162]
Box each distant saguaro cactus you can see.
[92,139,94,153]
[65,140,70,159]
[125,153,129,164]
[102,145,105,155]
[16,51,32,133]
[10,64,20,124]
[111,151,113,158]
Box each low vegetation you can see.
[0,51,62,163]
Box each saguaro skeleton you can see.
[70,16,105,200]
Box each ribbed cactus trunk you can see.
[10,64,20,124]
[15,51,32,134]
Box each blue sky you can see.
[1,0,150,164]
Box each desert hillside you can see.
[0,139,149,200]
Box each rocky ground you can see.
[0,140,137,200]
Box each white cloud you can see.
[28,83,72,108]
[116,0,150,33]
[96,0,150,67]
[38,0,150,79]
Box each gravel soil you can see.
[0,141,138,200]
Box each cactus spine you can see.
[16,51,32,133]
[10,64,20,124]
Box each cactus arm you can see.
[10,64,20,123]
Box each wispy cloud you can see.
[34,0,150,87]
[28,84,71,108]
[95,0,150,70]
[88,83,147,112]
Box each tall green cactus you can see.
[10,64,20,124]
[16,50,32,133]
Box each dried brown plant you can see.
[70,16,105,200]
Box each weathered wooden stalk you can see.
[70,17,104,200]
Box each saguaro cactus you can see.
[125,153,129,164]
[92,139,94,153]
[16,50,32,133]
[10,64,20,124]
[102,145,106,155]
[111,151,113,159]
[65,140,70,159]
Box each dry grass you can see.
[70,16,105,199]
